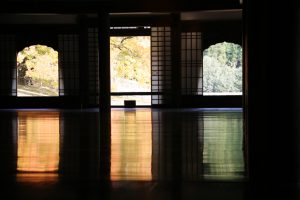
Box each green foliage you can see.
[203,42,242,68]
[110,36,151,92]
[203,42,242,93]
[35,44,52,55]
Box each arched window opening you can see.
[203,42,242,96]
[17,44,59,97]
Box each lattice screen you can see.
[0,35,16,96]
[87,27,99,105]
[181,32,202,95]
[58,34,80,96]
[151,27,172,105]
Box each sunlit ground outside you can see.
[203,42,242,96]
[17,45,59,97]
[17,111,59,182]
[110,36,151,105]
[203,92,242,96]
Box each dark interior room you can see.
[0,0,299,199]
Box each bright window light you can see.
[17,45,59,97]
[203,42,242,96]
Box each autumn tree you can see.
[110,36,151,92]
[17,45,58,96]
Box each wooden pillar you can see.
[246,1,298,199]
[98,12,111,111]
[98,12,111,182]
[78,15,89,108]
[171,13,181,107]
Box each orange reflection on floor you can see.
[17,111,60,173]
[111,109,152,181]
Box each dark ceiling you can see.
[0,0,242,13]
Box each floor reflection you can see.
[110,108,244,181]
[150,109,244,181]
[17,111,60,182]
[203,111,244,180]
[0,108,246,200]
[111,109,152,181]
[0,108,245,183]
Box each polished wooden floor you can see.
[0,108,246,200]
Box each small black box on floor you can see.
[124,100,136,108]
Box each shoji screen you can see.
[151,27,172,106]
[181,32,202,95]
[87,27,99,105]
[58,34,80,96]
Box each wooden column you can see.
[78,15,89,108]
[98,12,111,111]
[98,12,111,182]
[171,13,181,107]
[246,1,298,199]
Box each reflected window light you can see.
[17,111,60,174]
[111,109,152,180]
[203,111,244,180]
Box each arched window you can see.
[203,42,242,96]
[17,44,59,97]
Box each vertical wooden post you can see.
[98,12,111,111]
[171,13,181,107]
[78,15,89,108]
[98,12,111,182]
